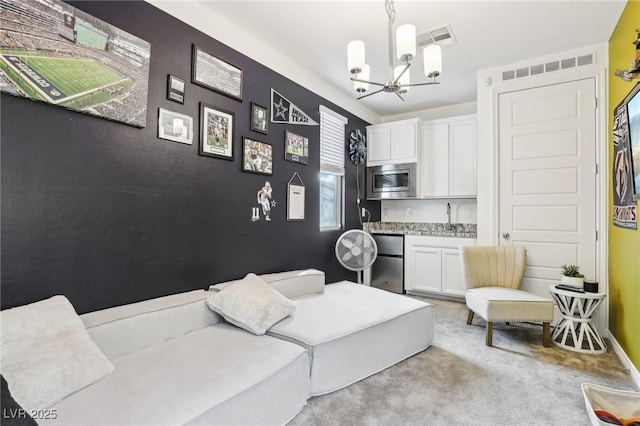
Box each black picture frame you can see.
[191,44,242,101]
[284,131,309,165]
[242,137,273,175]
[167,74,185,104]
[199,102,234,160]
[251,102,268,134]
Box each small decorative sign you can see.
[287,173,305,221]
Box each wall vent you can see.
[417,25,456,48]
[500,53,594,81]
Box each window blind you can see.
[319,107,347,176]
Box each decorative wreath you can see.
[349,129,367,166]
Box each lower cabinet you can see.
[404,235,476,297]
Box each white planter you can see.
[560,276,584,288]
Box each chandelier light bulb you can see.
[423,44,442,78]
[354,64,370,93]
[347,40,366,74]
[396,24,416,62]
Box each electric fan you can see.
[335,230,378,283]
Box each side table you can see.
[548,285,606,354]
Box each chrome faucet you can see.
[446,203,451,230]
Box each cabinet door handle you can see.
[502,232,510,240]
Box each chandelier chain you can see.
[385,0,396,24]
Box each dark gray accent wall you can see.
[0,0,380,314]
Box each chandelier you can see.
[347,0,442,101]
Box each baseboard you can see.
[607,331,640,389]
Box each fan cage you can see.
[335,230,378,272]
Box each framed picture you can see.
[0,0,151,128]
[242,138,273,175]
[285,131,309,164]
[199,103,234,160]
[251,102,268,134]
[191,44,242,101]
[167,75,185,104]
[158,108,193,145]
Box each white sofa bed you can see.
[1,270,433,426]
[41,290,310,426]
[211,270,435,396]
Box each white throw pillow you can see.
[0,295,115,409]
[206,273,295,335]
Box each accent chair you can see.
[459,246,554,347]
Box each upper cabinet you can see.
[366,118,421,166]
[420,115,477,198]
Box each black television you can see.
[625,82,640,200]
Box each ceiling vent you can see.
[417,25,456,48]
[501,53,594,81]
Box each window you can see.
[319,106,347,231]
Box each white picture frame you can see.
[158,108,193,145]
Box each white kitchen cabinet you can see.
[366,118,421,166]
[404,235,476,297]
[419,115,477,198]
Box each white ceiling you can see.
[160,0,626,119]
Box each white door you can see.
[499,79,597,298]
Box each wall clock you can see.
[349,129,367,166]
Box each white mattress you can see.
[268,281,434,395]
[42,323,310,426]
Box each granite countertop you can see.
[363,222,477,238]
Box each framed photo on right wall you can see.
[612,81,639,229]
[624,82,640,200]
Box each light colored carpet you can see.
[288,296,637,426]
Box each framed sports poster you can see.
[199,103,234,160]
[242,138,273,175]
[284,131,309,165]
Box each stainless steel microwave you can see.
[366,163,417,200]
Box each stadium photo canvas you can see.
[192,44,242,101]
[199,102,234,160]
[0,0,151,128]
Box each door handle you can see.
[502,232,510,240]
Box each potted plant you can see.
[561,264,585,288]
